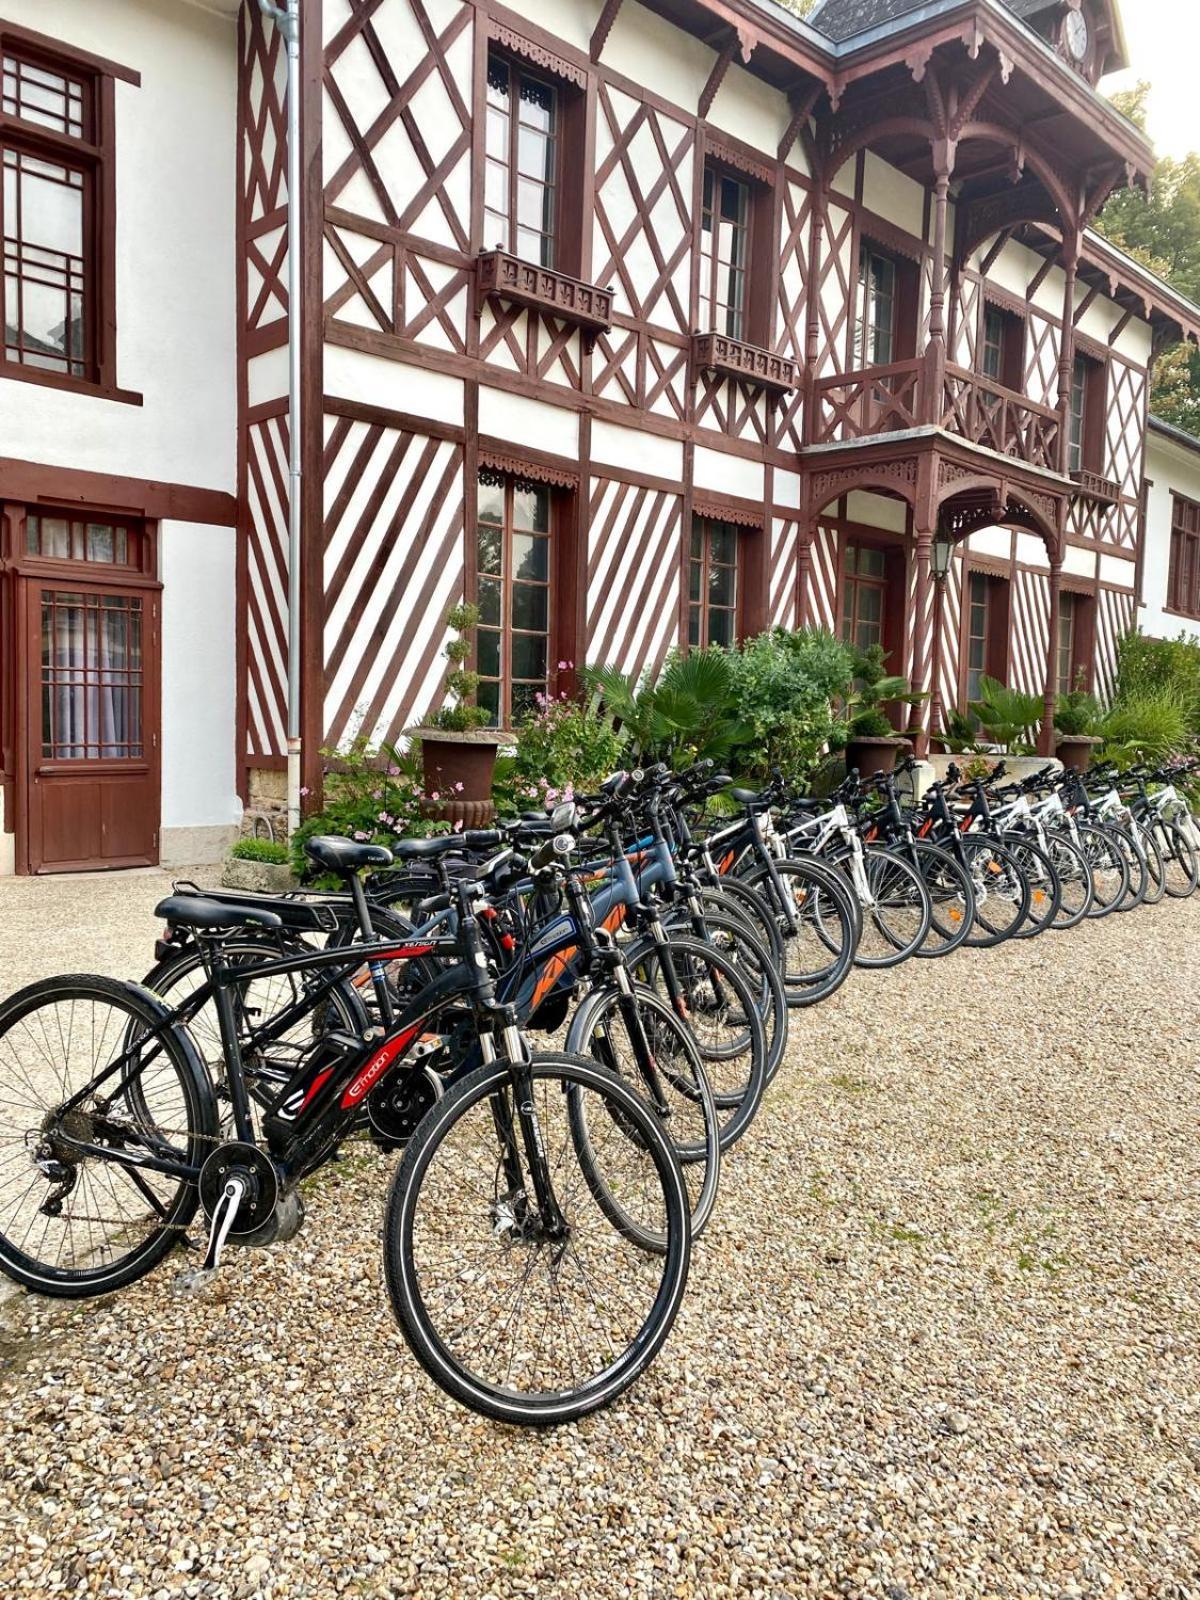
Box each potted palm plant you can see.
[1052,675,1104,772]
[408,603,507,825]
[969,675,1042,754]
[843,644,923,778]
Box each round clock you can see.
[1064,9,1089,62]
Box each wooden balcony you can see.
[476,251,614,338]
[812,359,923,444]
[691,332,797,395]
[812,359,1061,475]
[940,365,1060,473]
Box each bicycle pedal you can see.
[172,1264,220,1296]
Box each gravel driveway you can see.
[0,869,1198,1598]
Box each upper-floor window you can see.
[1,28,134,398]
[476,470,553,726]
[688,517,739,648]
[981,303,1024,393]
[484,53,558,269]
[699,165,750,342]
[855,246,895,367]
[1068,352,1105,475]
[25,511,142,566]
[2,51,93,377]
[1168,492,1200,618]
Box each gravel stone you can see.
[0,868,1198,1597]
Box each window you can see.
[841,543,888,655]
[1,29,130,396]
[1168,492,1200,618]
[1056,591,1077,695]
[965,572,992,705]
[483,53,558,268]
[476,471,552,726]
[1068,353,1105,475]
[699,166,750,341]
[981,303,1024,392]
[854,246,895,367]
[688,518,739,648]
[25,511,139,565]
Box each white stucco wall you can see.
[1,0,240,866]
[160,522,241,833]
[1141,428,1200,643]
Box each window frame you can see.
[840,542,889,656]
[699,162,752,343]
[473,469,558,729]
[687,515,741,650]
[956,565,1010,711]
[0,21,139,403]
[1067,350,1106,476]
[478,42,585,279]
[853,238,919,370]
[980,300,1025,394]
[1167,491,1200,619]
[695,153,774,350]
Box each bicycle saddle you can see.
[728,787,762,806]
[154,895,282,931]
[304,835,394,874]
[390,835,465,862]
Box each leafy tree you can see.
[1098,80,1200,432]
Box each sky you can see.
[1101,0,1200,160]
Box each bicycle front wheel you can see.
[384,1053,691,1426]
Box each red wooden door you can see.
[21,577,160,872]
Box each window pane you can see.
[478,576,502,628]
[87,523,115,562]
[857,586,882,625]
[517,126,552,181]
[512,581,548,632]
[3,149,88,374]
[510,682,542,724]
[478,679,500,727]
[512,532,549,582]
[2,55,86,140]
[512,632,546,681]
[857,546,886,579]
[710,523,737,566]
[708,608,735,648]
[477,523,503,575]
[688,606,701,647]
[512,485,550,533]
[477,627,501,679]
[689,557,702,603]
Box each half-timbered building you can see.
[2,0,1199,871]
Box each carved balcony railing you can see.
[1070,468,1121,506]
[476,251,614,339]
[940,365,1060,472]
[691,332,797,395]
[812,359,924,444]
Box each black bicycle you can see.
[0,831,691,1426]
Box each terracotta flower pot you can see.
[845,735,910,780]
[412,727,509,825]
[1055,733,1102,774]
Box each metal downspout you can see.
[258,0,303,839]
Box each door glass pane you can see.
[41,590,143,760]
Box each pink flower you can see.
[453,818,464,832]
[354,830,369,842]
[557,661,569,671]
[299,786,310,797]
[430,790,440,802]
[454,781,465,793]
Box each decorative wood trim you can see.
[704,135,774,189]
[692,493,763,529]
[476,251,614,337]
[691,332,797,394]
[487,21,587,90]
[698,37,737,121]
[478,442,580,490]
[590,0,624,64]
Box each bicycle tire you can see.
[383,1052,690,1426]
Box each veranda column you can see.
[1041,558,1064,756]
[796,533,813,628]
[923,152,954,426]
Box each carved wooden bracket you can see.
[1070,469,1120,506]
[778,82,822,165]
[590,0,623,63]
[476,252,614,343]
[691,332,797,395]
[699,35,738,120]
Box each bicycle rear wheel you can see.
[1005,835,1062,940]
[909,841,976,958]
[742,857,858,1005]
[566,984,720,1239]
[1149,818,1199,898]
[960,836,1031,947]
[384,1053,690,1426]
[1043,832,1094,928]
[833,847,931,968]
[0,976,216,1297]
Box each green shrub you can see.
[585,648,752,767]
[724,628,854,780]
[1113,630,1200,728]
[291,739,446,878]
[1053,679,1103,737]
[229,837,289,865]
[493,690,623,813]
[1100,687,1189,765]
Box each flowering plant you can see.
[290,737,447,880]
[493,686,622,813]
